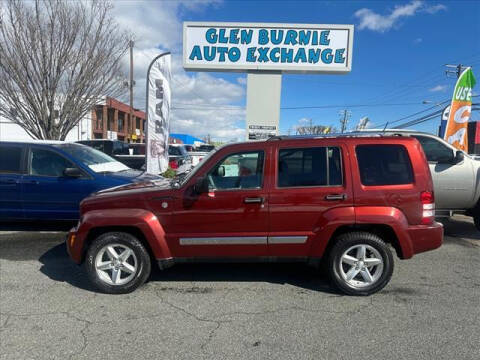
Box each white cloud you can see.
[429,85,448,92]
[113,0,221,52]
[112,0,246,142]
[413,37,423,44]
[424,4,447,14]
[354,1,447,32]
[297,117,312,126]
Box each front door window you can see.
[207,151,264,190]
[30,148,73,177]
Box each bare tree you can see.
[0,0,129,140]
[296,125,337,135]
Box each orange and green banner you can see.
[444,67,476,151]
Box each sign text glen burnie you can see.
[183,23,354,73]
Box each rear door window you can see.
[0,145,23,174]
[356,145,413,186]
[278,147,342,187]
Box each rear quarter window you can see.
[356,144,413,186]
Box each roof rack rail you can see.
[266,133,389,141]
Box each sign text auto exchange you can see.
[188,28,346,65]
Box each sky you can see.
[112,0,480,142]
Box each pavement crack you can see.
[153,289,230,354]
[0,310,92,360]
[65,313,92,360]
[200,320,223,352]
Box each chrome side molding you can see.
[179,236,308,245]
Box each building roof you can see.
[170,133,205,144]
[104,97,146,119]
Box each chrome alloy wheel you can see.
[339,244,384,289]
[95,244,138,286]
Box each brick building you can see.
[92,97,146,143]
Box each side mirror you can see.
[193,176,209,194]
[453,150,464,164]
[217,166,225,177]
[63,167,83,178]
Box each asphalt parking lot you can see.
[1,216,479,360]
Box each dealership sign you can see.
[183,22,354,73]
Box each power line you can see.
[393,102,480,130]
[353,53,479,107]
[171,101,428,111]
[393,110,444,129]
[371,99,451,129]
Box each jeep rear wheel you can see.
[327,232,394,296]
[85,232,151,294]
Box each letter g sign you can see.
[454,105,471,124]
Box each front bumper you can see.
[66,223,84,264]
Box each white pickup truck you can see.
[188,150,209,167]
[183,144,214,167]
[359,129,480,230]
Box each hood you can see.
[106,169,161,182]
[96,177,173,195]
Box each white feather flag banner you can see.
[145,53,171,174]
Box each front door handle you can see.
[325,194,347,201]
[244,197,264,204]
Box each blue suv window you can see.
[0,145,23,173]
[30,148,73,177]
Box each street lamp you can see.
[422,100,444,107]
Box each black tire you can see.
[326,232,394,296]
[473,212,480,232]
[85,232,151,294]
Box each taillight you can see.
[169,159,179,169]
[420,191,435,225]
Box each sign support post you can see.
[246,72,282,140]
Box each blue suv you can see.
[0,141,160,221]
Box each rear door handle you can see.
[244,197,264,204]
[325,194,347,201]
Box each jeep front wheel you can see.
[327,232,394,296]
[85,232,151,294]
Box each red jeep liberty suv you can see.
[67,136,443,296]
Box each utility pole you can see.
[129,40,134,142]
[445,64,468,79]
[339,110,351,133]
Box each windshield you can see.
[169,146,187,156]
[180,146,219,185]
[56,143,129,173]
